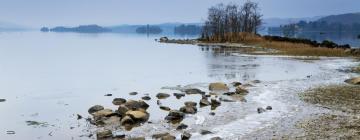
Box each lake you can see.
[0,32,358,139]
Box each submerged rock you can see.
[176,123,188,130]
[266,106,273,110]
[96,129,112,139]
[112,98,127,105]
[165,110,185,122]
[235,86,249,95]
[173,93,186,99]
[156,93,170,99]
[141,96,151,100]
[184,88,205,95]
[160,106,171,111]
[210,137,223,140]
[180,106,197,114]
[88,105,104,114]
[211,99,221,106]
[152,132,170,139]
[345,77,360,85]
[181,132,192,140]
[0,99,6,102]
[129,92,138,95]
[120,115,135,126]
[200,130,213,135]
[257,107,266,114]
[231,82,242,87]
[118,105,129,116]
[92,109,113,119]
[209,82,229,91]
[104,94,112,96]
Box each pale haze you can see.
[1,0,359,27]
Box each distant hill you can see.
[263,16,322,27]
[0,21,29,32]
[318,13,360,25]
[42,25,111,33]
[108,23,202,34]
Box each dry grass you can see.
[203,33,355,57]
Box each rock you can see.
[165,110,185,122]
[235,86,249,95]
[200,130,213,135]
[88,105,104,114]
[117,105,129,116]
[266,106,272,110]
[345,77,360,85]
[210,137,223,140]
[181,132,191,140]
[219,97,235,102]
[211,99,221,106]
[96,129,112,139]
[161,135,176,140]
[0,99,6,102]
[184,101,197,107]
[223,92,235,96]
[209,112,215,116]
[157,100,162,105]
[173,93,185,99]
[231,82,242,87]
[152,132,170,139]
[200,98,211,106]
[126,111,149,122]
[112,98,127,105]
[180,106,197,114]
[120,115,135,126]
[209,82,229,91]
[129,92,138,95]
[257,107,266,114]
[156,93,170,99]
[184,88,205,95]
[92,109,113,119]
[160,106,171,111]
[102,116,121,125]
[141,96,151,100]
[124,100,149,110]
[176,123,188,130]
[128,137,145,140]
[159,37,169,42]
[104,94,112,96]
[113,134,126,139]
[77,114,83,120]
[251,80,261,83]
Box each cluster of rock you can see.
[158,37,198,45]
[87,81,265,139]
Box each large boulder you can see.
[120,115,135,126]
[209,82,229,91]
[345,77,360,85]
[112,98,126,105]
[88,105,104,114]
[126,110,149,122]
[156,93,170,99]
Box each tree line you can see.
[201,1,262,42]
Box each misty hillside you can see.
[318,13,360,25]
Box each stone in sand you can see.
[96,129,112,139]
[209,82,229,91]
[345,77,360,85]
[88,105,104,114]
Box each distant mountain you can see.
[43,25,111,33]
[108,22,202,34]
[263,16,323,27]
[318,13,360,25]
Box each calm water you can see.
[0,32,357,139]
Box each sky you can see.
[0,0,359,27]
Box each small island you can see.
[40,24,111,33]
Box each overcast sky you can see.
[1,0,359,27]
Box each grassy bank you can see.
[200,33,354,57]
